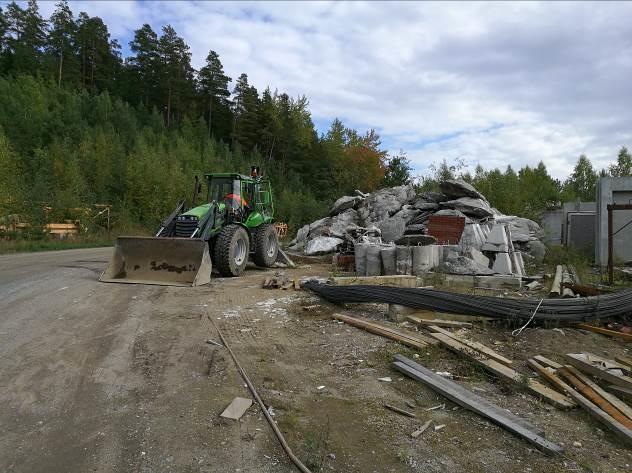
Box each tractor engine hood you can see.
[179,203,214,220]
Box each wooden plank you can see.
[564,353,632,390]
[558,367,632,429]
[384,403,416,418]
[529,360,632,446]
[564,366,632,422]
[427,325,513,367]
[406,315,472,329]
[400,355,544,436]
[615,355,632,369]
[575,323,632,342]
[430,333,574,409]
[607,385,632,403]
[533,355,563,370]
[528,359,577,397]
[332,313,436,349]
[393,357,563,455]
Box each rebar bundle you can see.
[304,282,632,322]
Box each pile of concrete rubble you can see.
[288,179,547,277]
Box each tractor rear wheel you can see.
[214,224,250,277]
[253,224,278,267]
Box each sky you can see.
[33,1,632,179]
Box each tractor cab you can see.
[205,172,273,226]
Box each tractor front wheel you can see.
[214,224,250,277]
[253,224,279,267]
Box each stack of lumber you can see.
[417,324,575,409]
[393,355,564,455]
[528,353,632,446]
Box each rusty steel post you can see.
[608,204,613,285]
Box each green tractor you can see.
[100,167,280,286]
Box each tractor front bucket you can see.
[99,236,212,286]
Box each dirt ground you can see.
[1,248,631,473]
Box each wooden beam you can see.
[564,366,632,421]
[426,325,513,367]
[575,323,632,342]
[384,403,416,418]
[331,313,436,350]
[557,367,632,429]
[615,355,632,369]
[532,355,563,370]
[607,385,632,403]
[529,360,632,446]
[527,359,575,396]
[429,332,574,409]
[406,315,472,329]
[564,353,632,390]
[393,356,563,455]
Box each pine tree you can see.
[47,0,78,86]
[157,25,194,127]
[231,73,259,150]
[127,24,160,107]
[5,0,47,74]
[76,12,121,91]
[198,50,231,137]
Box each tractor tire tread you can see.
[253,223,279,267]
[214,224,249,277]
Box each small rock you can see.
[378,377,392,382]
[573,441,582,448]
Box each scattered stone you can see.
[441,197,494,218]
[439,256,494,275]
[378,377,392,382]
[434,424,446,431]
[330,195,363,216]
[440,179,488,202]
[304,236,344,255]
[573,441,582,448]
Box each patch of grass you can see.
[372,344,419,365]
[0,237,113,254]
[302,419,330,472]
[543,244,596,284]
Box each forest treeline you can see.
[0,0,630,233]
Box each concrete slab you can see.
[492,252,513,274]
[482,223,510,252]
[475,275,522,289]
[332,275,417,288]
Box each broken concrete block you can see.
[491,252,513,274]
[459,223,485,251]
[466,248,490,269]
[482,224,510,252]
[220,397,253,420]
[439,256,494,275]
[512,251,526,276]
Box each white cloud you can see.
[33,1,632,178]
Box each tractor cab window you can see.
[241,181,255,209]
[207,177,242,208]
